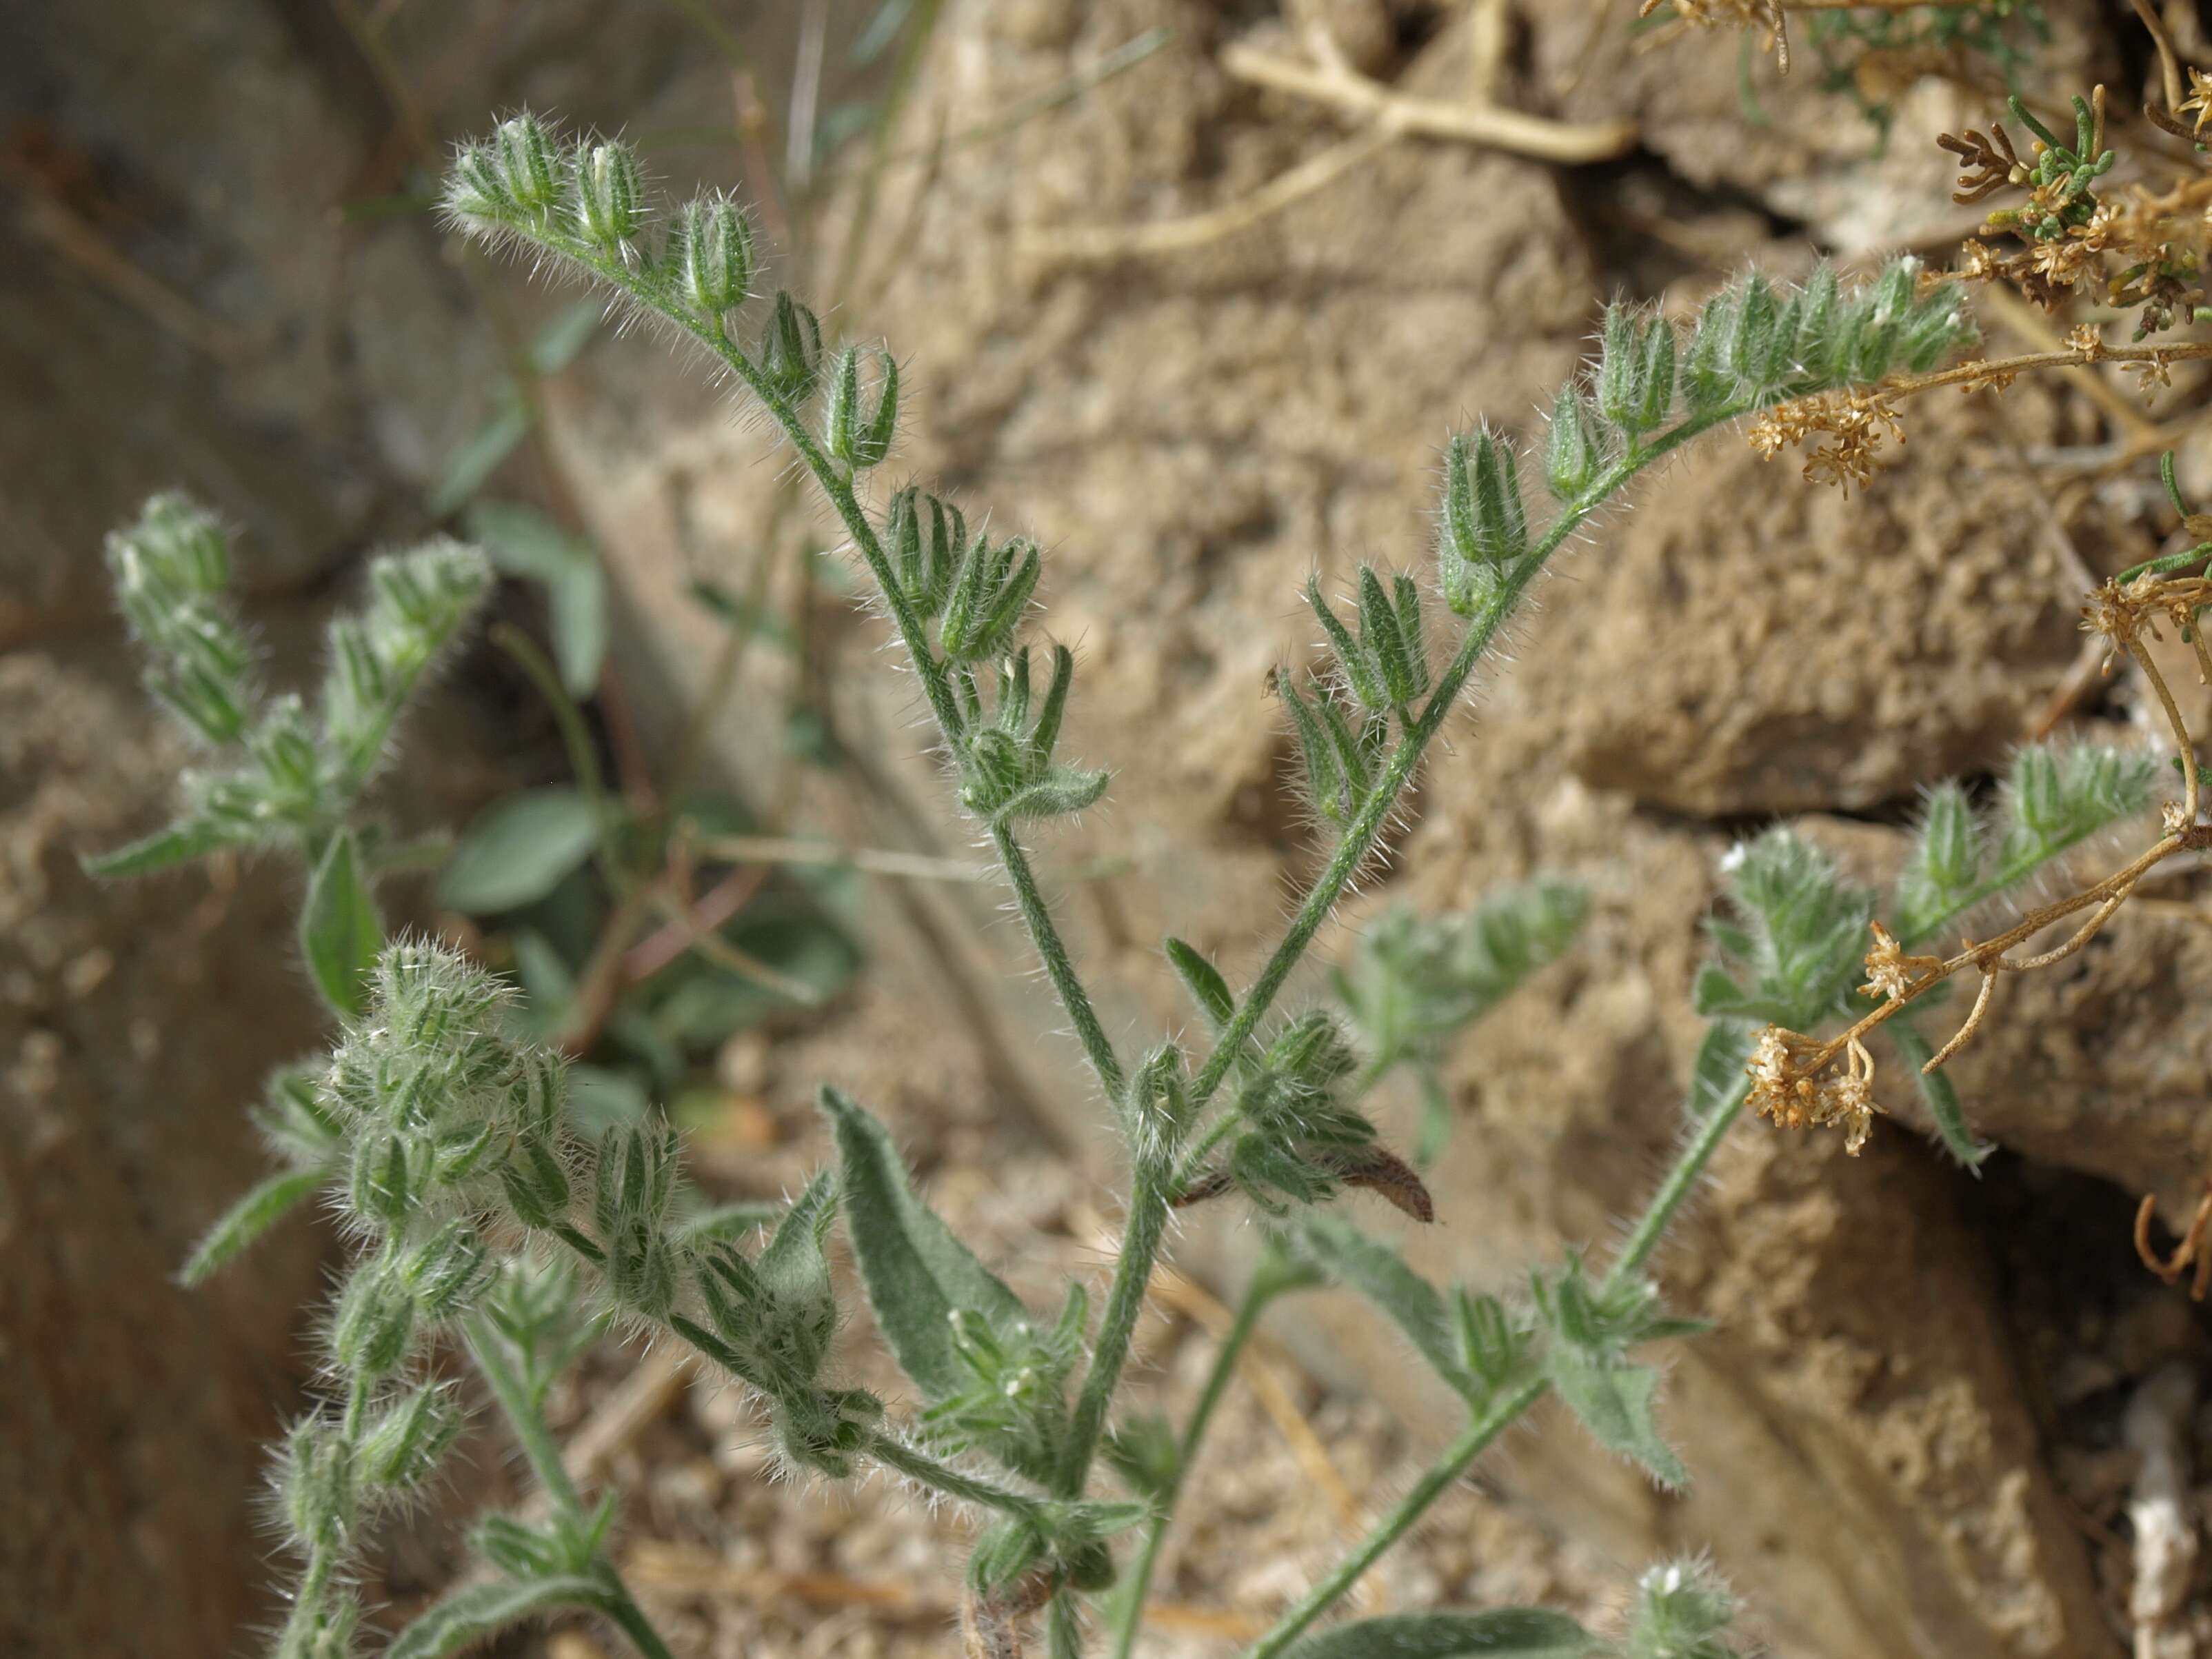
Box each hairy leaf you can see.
[821,1087,1029,1400]
[385,1575,609,1659]
[1684,1020,1753,1125]
[436,787,599,914]
[1165,936,1235,1029]
[1287,1214,1471,1398]
[82,818,234,880]
[179,1166,329,1286]
[301,829,383,1019]
[1545,1345,1686,1490]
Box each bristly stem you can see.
[1234,1061,1759,1656]
[1180,407,1750,1157]
[466,1316,585,1516]
[1243,1379,1548,1659]
[868,1431,1049,1518]
[1604,1078,1750,1290]
[1110,1269,1287,1659]
[995,823,1125,1096]
[464,1318,680,1659]
[1056,1167,1172,1496]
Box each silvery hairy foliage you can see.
[97,105,2151,1659]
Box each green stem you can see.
[1056,1172,1169,1496]
[1241,1065,1755,1656]
[603,1585,682,1659]
[583,263,1126,1103]
[1182,415,1740,1134]
[868,1431,1047,1518]
[1603,1078,1750,1291]
[995,823,1123,1096]
[1243,1380,1546,1659]
[465,1314,584,1518]
[1110,1271,1284,1659]
[465,1316,682,1659]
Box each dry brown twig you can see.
[2137,1180,2212,1300]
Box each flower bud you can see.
[356,1382,462,1491]
[350,1127,430,1227]
[1438,429,1528,612]
[573,140,643,251]
[825,345,899,470]
[678,194,754,316]
[492,113,560,211]
[888,487,967,618]
[499,1132,572,1229]
[1545,386,1602,502]
[332,1263,418,1380]
[757,290,823,404]
[280,1418,359,1551]
[1594,303,1641,430]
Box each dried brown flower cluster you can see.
[1747,388,1904,492]
[1748,1026,1880,1154]
[1942,86,2212,336]
[1749,564,2212,1163]
[1637,0,1791,70]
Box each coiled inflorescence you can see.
[92,495,490,878]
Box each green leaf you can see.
[821,1086,1029,1400]
[529,299,602,375]
[436,787,599,914]
[1544,1345,1687,1490]
[301,830,383,1019]
[385,1575,610,1659]
[1288,1214,1471,1398]
[1685,1020,1752,1124]
[467,501,609,696]
[1279,1609,1596,1659]
[81,818,232,880]
[1887,1014,1992,1169]
[429,398,532,517]
[179,1166,329,1286]
[1165,936,1235,1028]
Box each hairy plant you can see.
[87,101,2101,1659]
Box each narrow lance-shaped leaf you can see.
[1165,936,1236,1029]
[1886,1013,1993,1169]
[1683,1020,1753,1125]
[385,1576,612,1659]
[302,829,383,1019]
[1278,1609,1598,1659]
[1289,1214,1473,1398]
[179,1166,330,1287]
[821,1087,1030,1400]
[82,818,234,881]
